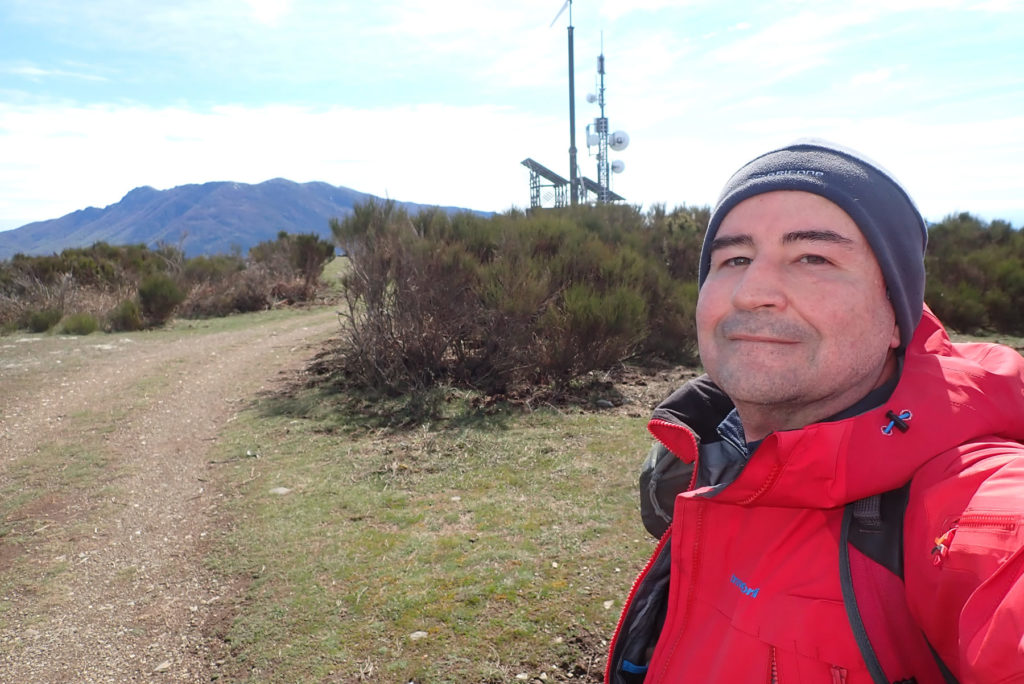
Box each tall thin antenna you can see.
[596,34,608,202]
[584,34,629,203]
[551,0,579,205]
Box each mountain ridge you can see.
[0,179,484,259]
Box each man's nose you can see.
[730,261,787,311]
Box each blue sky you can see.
[1,0,1022,232]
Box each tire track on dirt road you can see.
[0,308,339,682]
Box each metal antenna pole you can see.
[567,1,578,205]
[596,39,609,203]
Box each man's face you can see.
[696,190,900,437]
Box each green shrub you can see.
[249,231,335,300]
[138,273,185,324]
[925,213,1024,334]
[60,312,100,335]
[177,268,271,318]
[330,200,705,396]
[26,308,62,333]
[108,298,144,331]
[537,284,648,383]
[182,254,245,285]
[928,281,988,334]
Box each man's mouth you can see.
[727,333,799,344]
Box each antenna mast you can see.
[585,36,629,203]
[524,2,629,209]
[566,1,579,205]
[550,0,579,205]
[595,42,609,202]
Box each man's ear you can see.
[889,322,901,350]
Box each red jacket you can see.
[607,311,1024,683]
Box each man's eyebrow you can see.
[782,229,855,247]
[709,234,754,252]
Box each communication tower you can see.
[521,3,629,208]
[584,41,629,203]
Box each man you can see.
[606,140,1024,683]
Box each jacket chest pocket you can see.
[723,592,869,679]
[941,511,1022,574]
[767,643,864,684]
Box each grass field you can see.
[190,258,667,681]
[204,378,657,682]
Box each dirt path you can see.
[0,308,339,682]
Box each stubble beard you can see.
[703,313,817,404]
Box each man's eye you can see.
[799,254,830,265]
[722,256,751,267]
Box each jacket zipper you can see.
[767,648,846,683]
[933,514,1020,566]
[767,645,779,684]
[957,512,1019,531]
[608,419,702,684]
[604,527,672,683]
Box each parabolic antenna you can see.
[611,160,625,173]
[609,131,630,151]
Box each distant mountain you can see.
[0,179,484,260]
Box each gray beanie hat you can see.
[698,139,928,349]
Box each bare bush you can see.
[178,267,272,318]
[328,201,693,397]
[333,201,482,392]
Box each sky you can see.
[1,0,1022,233]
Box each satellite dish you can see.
[586,93,597,103]
[609,131,630,151]
[587,133,600,147]
[611,160,625,173]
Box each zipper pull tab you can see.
[931,526,957,567]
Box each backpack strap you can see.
[848,485,908,578]
[840,497,898,684]
[841,485,960,684]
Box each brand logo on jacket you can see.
[730,574,760,598]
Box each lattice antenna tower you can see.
[585,34,629,203]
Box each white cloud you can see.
[3,96,1022,229]
[849,67,893,87]
[242,0,295,26]
[705,9,873,79]
[597,0,708,22]
[0,101,562,225]
[4,64,108,82]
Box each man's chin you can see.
[712,375,807,408]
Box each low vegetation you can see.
[59,311,100,335]
[0,232,336,334]
[925,213,1024,334]
[329,200,706,399]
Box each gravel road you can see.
[0,309,338,682]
